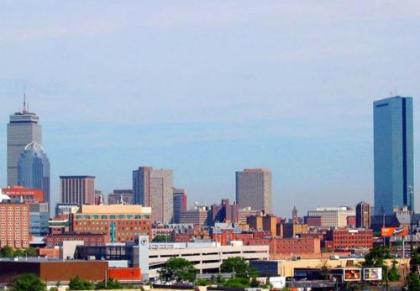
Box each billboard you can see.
[381,227,408,237]
[269,277,286,289]
[363,268,383,281]
[343,268,362,282]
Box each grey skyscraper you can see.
[133,166,173,224]
[7,101,42,186]
[235,168,272,213]
[374,96,414,215]
[17,142,50,205]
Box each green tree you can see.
[0,245,15,258]
[388,260,400,281]
[25,247,37,257]
[407,272,420,290]
[69,276,95,290]
[223,277,250,288]
[10,273,46,291]
[95,278,122,289]
[407,247,420,289]
[363,246,391,267]
[250,277,260,287]
[195,278,210,286]
[159,257,198,282]
[152,234,171,242]
[220,257,257,278]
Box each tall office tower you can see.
[60,176,95,206]
[173,188,187,224]
[374,96,414,215]
[7,102,42,186]
[133,167,173,224]
[356,201,371,228]
[17,142,50,206]
[235,168,272,214]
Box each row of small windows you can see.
[75,214,150,220]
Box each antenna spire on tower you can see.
[23,92,27,113]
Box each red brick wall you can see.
[108,267,141,281]
[328,228,373,250]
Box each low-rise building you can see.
[283,223,309,238]
[325,228,373,251]
[0,260,108,286]
[179,206,210,225]
[2,186,44,203]
[72,204,152,242]
[307,207,355,228]
[45,233,107,247]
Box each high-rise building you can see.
[356,201,371,228]
[235,168,272,213]
[173,188,187,224]
[17,142,50,206]
[60,176,95,206]
[133,167,173,224]
[7,102,42,186]
[374,96,414,215]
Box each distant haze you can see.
[1,1,420,216]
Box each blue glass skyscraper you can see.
[374,96,414,215]
[17,142,50,206]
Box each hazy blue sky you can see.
[1,1,420,216]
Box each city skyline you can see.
[1,2,420,215]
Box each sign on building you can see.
[363,268,383,281]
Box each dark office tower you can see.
[235,168,272,213]
[292,206,299,224]
[132,166,173,224]
[356,201,371,228]
[374,96,414,215]
[173,188,187,224]
[60,176,95,205]
[7,100,42,186]
[17,142,50,206]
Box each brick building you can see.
[0,201,30,248]
[45,233,107,247]
[325,228,373,250]
[247,213,278,237]
[247,237,321,256]
[0,260,108,285]
[72,204,152,242]
[271,238,320,255]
